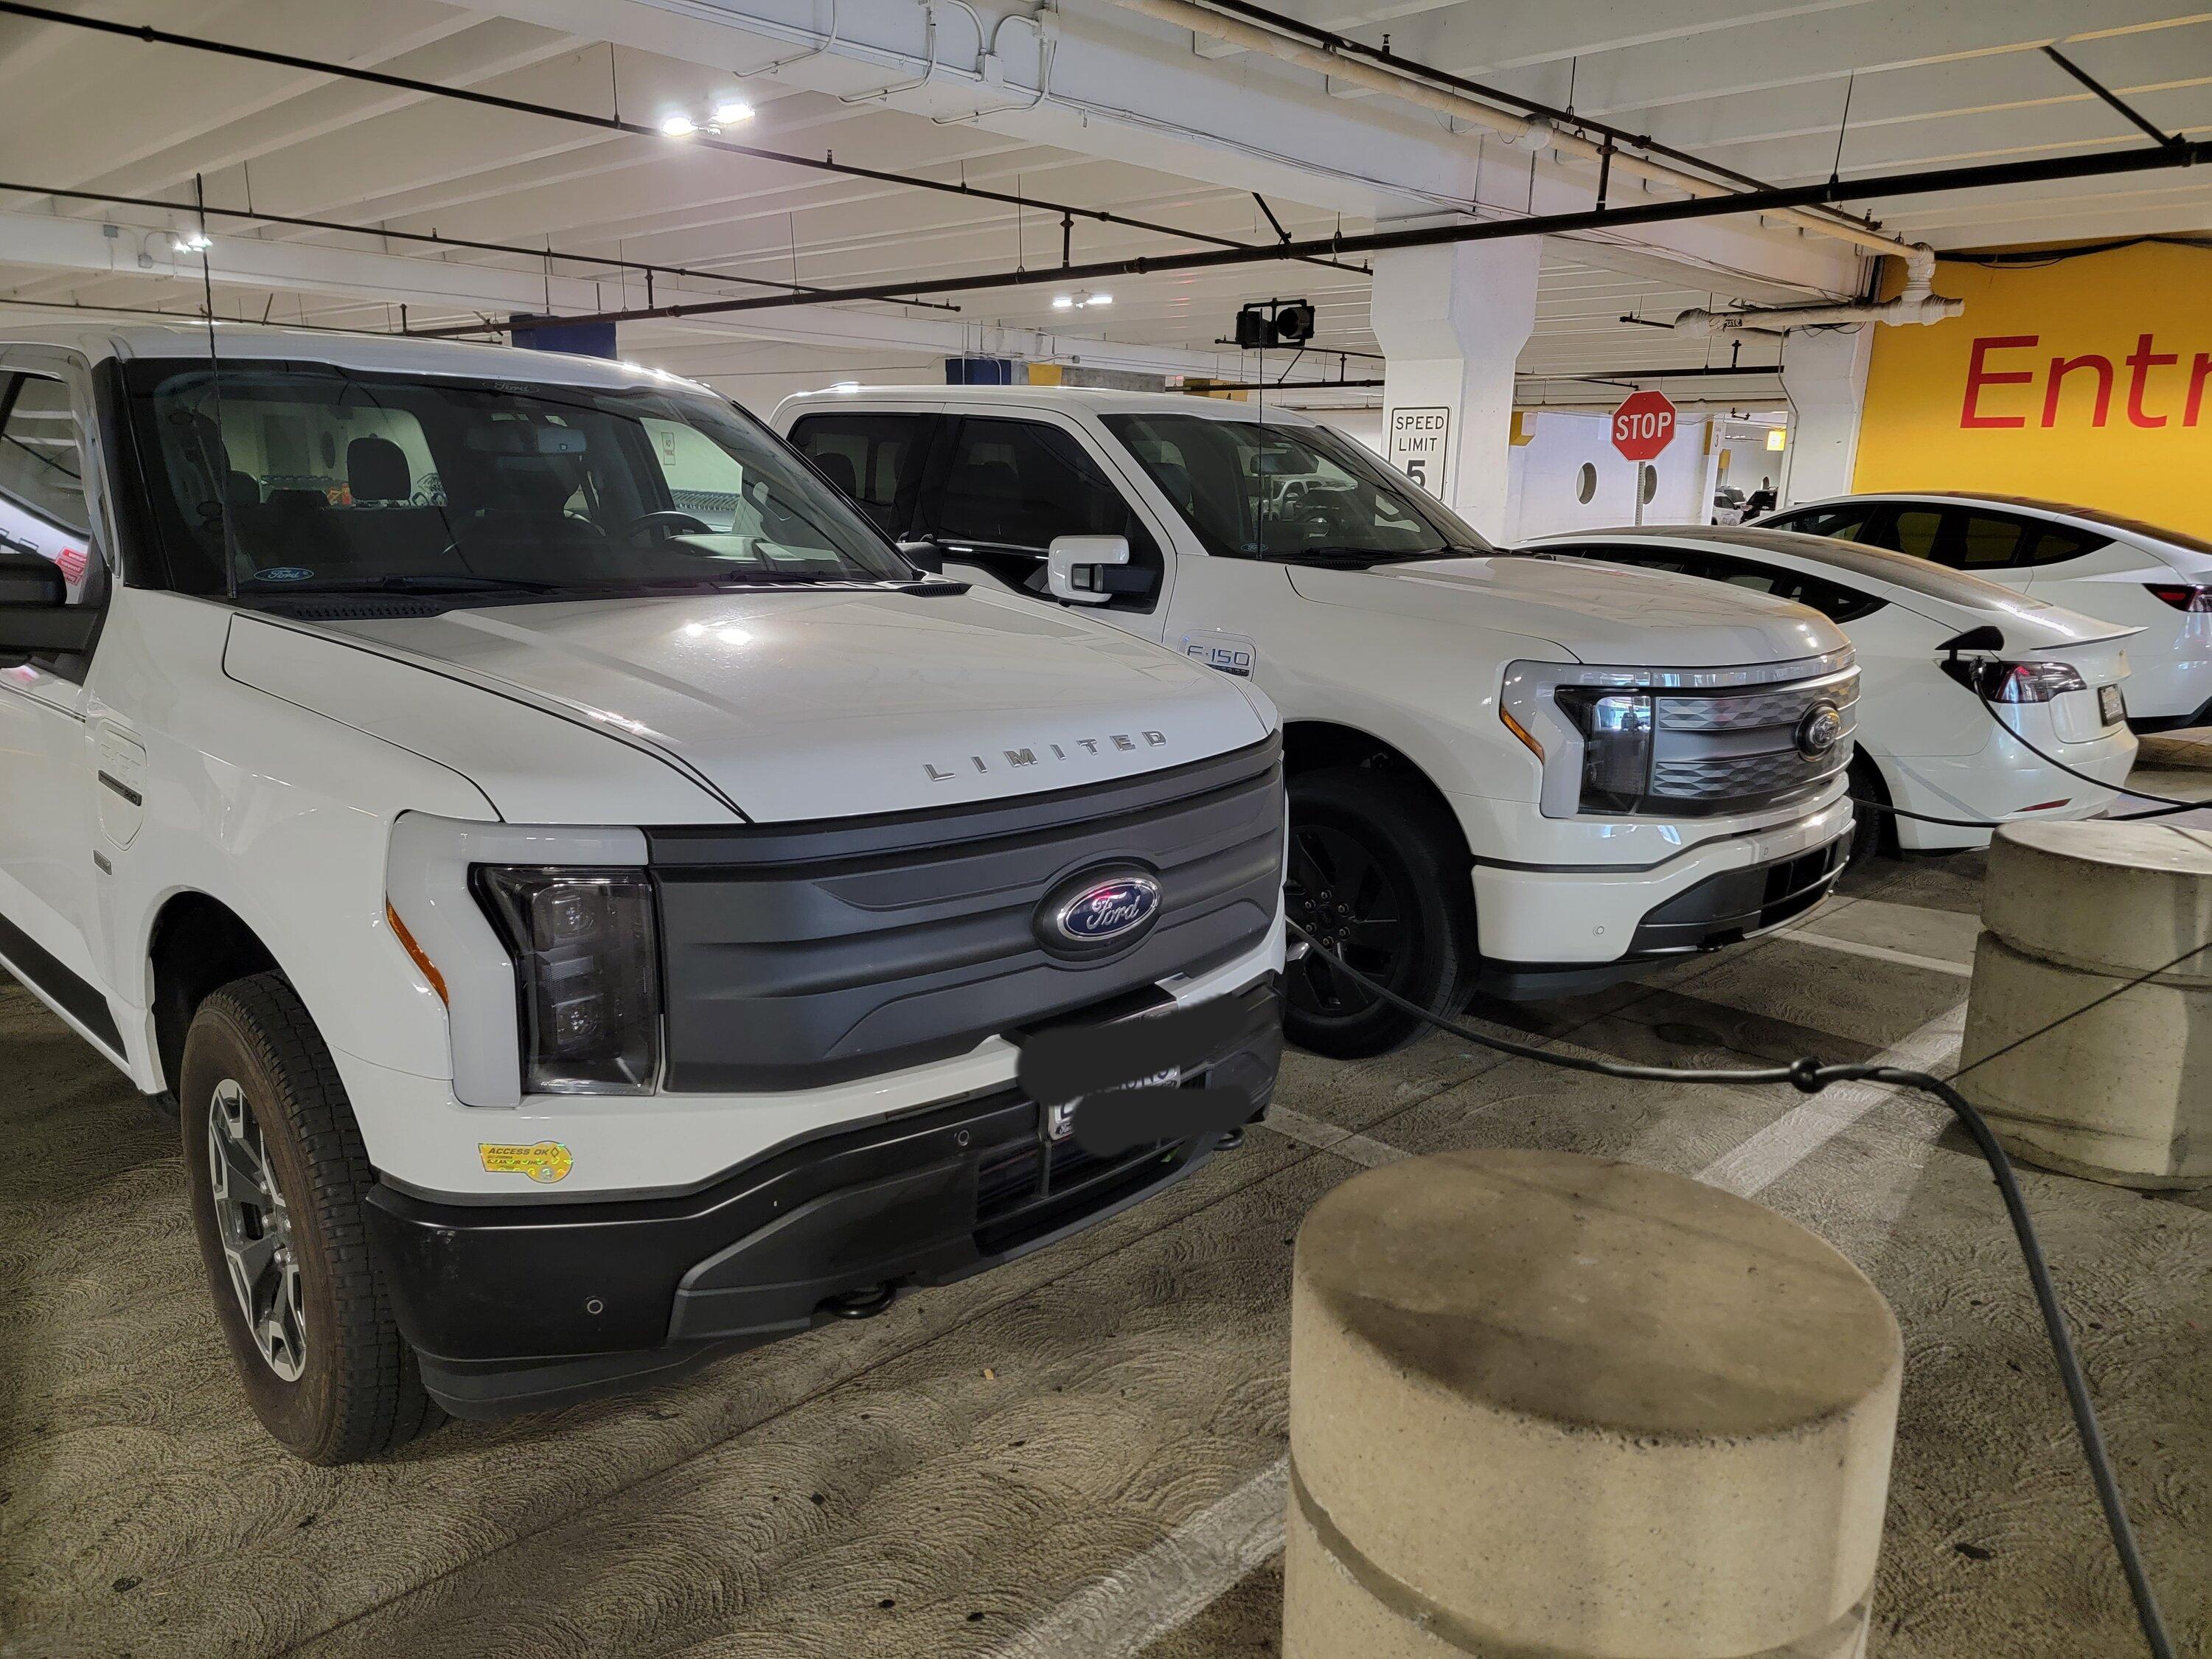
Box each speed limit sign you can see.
[1388,406,1450,495]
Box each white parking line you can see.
[1004,973,1971,1655]
[1696,1003,1966,1198]
[1780,929,1973,979]
[1261,1105,1408,1168]
[983,1458,1290,1659]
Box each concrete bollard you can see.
[1284,1150,1902,1659]
[1961,821,2212,1189]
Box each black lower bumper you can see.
[363,977,1281,1418]
[1476,832,1850,1002]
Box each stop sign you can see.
[1610,390,1677,462]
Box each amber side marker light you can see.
[386,902,449,1004]
[1500,706,1545,760]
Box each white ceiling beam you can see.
[444,0,1863,299]
[0,207,1253,377]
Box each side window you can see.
[926,417,1162,612]
[1783,507,1873,543]
[1951,509,2041,571]
[2025,524,2110,567]
[0,372,96,605]
[1884,507,1945,563]
[787,413,931,535]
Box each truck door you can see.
[913,414,1174,642]
[0,361,117,1057]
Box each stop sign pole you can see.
[1610,390,1677,524]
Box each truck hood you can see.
[268,587,1272,822]
[1284,554,1844,668]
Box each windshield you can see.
[1099,411,1491,565]
[122,359,917,597]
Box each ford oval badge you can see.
[1040,869,1162,956]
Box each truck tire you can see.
[179,973,440,1464]
[1283,768,1475,1058]
[1844,751,1892,872]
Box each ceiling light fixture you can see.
[658,113,698,137]
[1053,290,1112,310]
[174,230,212,253]
[711,99,754,125]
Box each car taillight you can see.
[2145,582,2212,612]
[1978,661,2088,704]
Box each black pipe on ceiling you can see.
[0,1,1368,279]
[0,178,961,311]
[411,136,2212,336]
[1172,0,1889,238]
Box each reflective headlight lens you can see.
[475,867,661,1095]
[1556,687,1655,812]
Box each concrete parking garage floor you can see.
[4,757,2209,1659]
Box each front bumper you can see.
[1470,796,1851,977]
[1474,813,1851,1001]
[362,976,1281,1418]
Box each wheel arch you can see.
[146,891,281,1096]
[1281,720,1472,863]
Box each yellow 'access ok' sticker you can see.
[479,1141,574,1183]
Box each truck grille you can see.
[645,737,1284,1093]
[1648,664,1857,813]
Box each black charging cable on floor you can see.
[1282,915,2189,1659]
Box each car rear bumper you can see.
[1883,728,2138,850]
[362,976,1281,1418]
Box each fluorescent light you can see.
[658,113,698,136]
[1051,295,1076,310]
[711,100,754,125]
[1088,292,1112,307]
[175,231,212,253]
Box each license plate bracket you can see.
[2098,683,2125,726]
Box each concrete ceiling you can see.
[1,0,2204,408]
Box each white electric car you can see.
[0,324,1289,1461]
[778,387,1862,1055]
[1756,494,2212,731]
[1528,525,2139,864]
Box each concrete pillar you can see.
[1778,324,1874,507]
[1370,233,1542,540]
[1961,821,2212,1189]
[1285,1149,1901,1659]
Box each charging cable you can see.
[1281,916,2192,1659]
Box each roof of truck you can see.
[0,318,716,396]
[776,383,1321,424]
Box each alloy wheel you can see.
[1284,821,1413,1026]
[206,1078,307,1382]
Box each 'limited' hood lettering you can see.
[927,730,1167,782]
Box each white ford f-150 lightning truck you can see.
[0,325,1286,1462]
[778,387,1859,1056]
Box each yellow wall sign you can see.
[1854,243,2212,538]
[479,1141,574,1183]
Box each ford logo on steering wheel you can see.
[1038,868,1162,956]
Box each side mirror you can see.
[0,550,96,657]
[897,539,944,575]
[1047,534,1130,606]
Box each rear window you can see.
[787,411,932,534]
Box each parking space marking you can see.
[984,1458,1290,1659]
[1261,1105,1408,1168]
[1778,930,1973,979]
[1696,1004,1966,1199]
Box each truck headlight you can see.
[474,867,661,1095]
[1555,687,1654,813]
